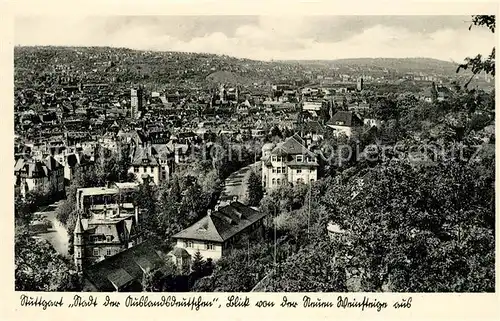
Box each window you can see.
[282,167,287,174]
[277,178,281,185]
[296,169,302,174]
[307,156,313,163]
[184,241,193,248]
[76,250,81,258]
[277,167,281,174]
[93,248,99,256]
[106,248,112,256]
[106,235,112,242]
[272,178,276,185]
[205,242,214,250]
[296,155,303,162]
[272,168,276,173]
[310,179,315,183]
[272,156,277,162]
[134,166,139,173]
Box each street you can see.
[32,200,70,258]
[220,161,260,205]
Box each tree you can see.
[270,126,283,139]
[457,15,495,87]
[265,238,347,292]
[319,158,494,292]
[191,251,205,276]
[142,269,166,292]
[15,226,82,291]
[247,170,264,206]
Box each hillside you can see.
[205,71,256,85]
[281,57,461,75]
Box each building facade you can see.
[74,210,143,272]
[170,199,266,267]
[261,135,319,190]
[130,87,143,119]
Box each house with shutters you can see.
[169,198,266,267]
[326,111,364,138]
[14,156,64,198]
[261,134,319,190]
[74,208,143,272]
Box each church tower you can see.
[74,213,85,273]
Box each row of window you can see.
[89,235,113,243]
[133,166,155,173]
[271,155,315,163]
[271,178,314,186]
[271,178,286,186]
[271,168,305,174]
[183,241,215,250]
[272,167,287,174]
[93,247,114,257]
[75,247,115,258]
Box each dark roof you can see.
[83,240,164,292]
[44,156,63,171]
[271,135,312,156]
[172,201,267,242]
[14,158,50,178]
[131,146,159,166]
[327,111,363,127]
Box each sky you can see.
[15,15,496,62]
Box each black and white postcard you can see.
[2,1,498,320]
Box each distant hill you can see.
[205,71,255,85]
[280,57,461,74]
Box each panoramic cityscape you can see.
[14,15,495,292]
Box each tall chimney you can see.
[232,195,238,203]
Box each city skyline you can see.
[15,15,495,62]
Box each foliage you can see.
[457,15,495,86]
[247,170,264,206]
[191,251,205,275]
[15,226,82,291]
[265,238,347,292]
[320,158,494,292]
[191,240,297,292]
[141,260,179,292]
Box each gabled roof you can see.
[131,146,159,166]
[270,135,310,156]
[83,240,164,292]
[172,201,267,243]
[327,111,364,127]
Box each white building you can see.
[326,111,364,138]
[170,199,266,264]
[128,143,174,185]
[261,134,319,190]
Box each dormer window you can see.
[296,155,303,162]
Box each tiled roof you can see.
[83,240,164,292]
[131,146,159,166]
[327,111,364,127]
[172,201,267,243]
[270,135,313,157]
